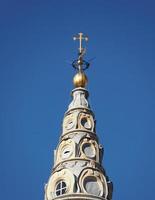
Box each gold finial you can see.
[73,72,88,88]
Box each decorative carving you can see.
[67,132,87,144]
[62,112,78,134]
[55,139,75,165]
[79,168,108,198]
[46,169,76,199]
[99,144,104,163]
[62,107,95,135]
[107,181,113,200]
[78,112,94,132]
[79,138,99,162]
[68,88,89,110]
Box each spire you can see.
[44,33,113,200]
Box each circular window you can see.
[84,176,101,196]
[81,117,92,129]
[82,143,96,158]
[55,181,67,196]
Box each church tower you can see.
[44,33,113,200]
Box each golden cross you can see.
[73,33,88,53]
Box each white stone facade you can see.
[44,87,113,200]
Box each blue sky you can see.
[0,0,155,200]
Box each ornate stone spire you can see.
[44,33,113,200]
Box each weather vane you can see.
[72,32,90,72]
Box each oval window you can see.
[84,176,101,196]
[81,117,92,129]
[82,143,96,158]
[62,146,72,159]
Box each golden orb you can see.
[73,72,88,88]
